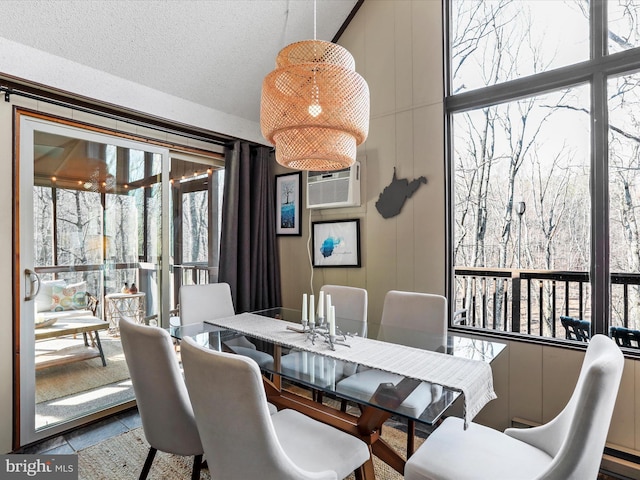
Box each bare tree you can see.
[184,190,208,263]
[281,180,295,205]
[452,0,596,336]
[608,72,640,327]
[33,187,53,268]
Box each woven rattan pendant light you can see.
[260,2,369,171]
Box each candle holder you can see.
[304,322,323,345]
[329,325,351,349]
[295,322,349,350]
[327,332,351,350]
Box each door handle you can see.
[24,269,40,301]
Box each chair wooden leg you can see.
[406,419,416,457]
[191,454,203,480]
[139,447,157,480]
[354,455,375,480]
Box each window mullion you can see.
[589,0,610,336]
[590,70,610,336]
[591,0,607,60]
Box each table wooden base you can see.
[264,377,405,480]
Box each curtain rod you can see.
[0,83,236,147]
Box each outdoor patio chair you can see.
[610,325,640,349]
[560,316,591,342]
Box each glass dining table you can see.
[170,307,506,479]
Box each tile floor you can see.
[17,407,142,455]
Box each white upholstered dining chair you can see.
[179,282,273,368]
[375,290,447,351]
[405,334,624,480]
[335,290,447,454]
[180,335,372,480]
[320,284,368,337]
[119,316,204,480]
[280,284,368,388]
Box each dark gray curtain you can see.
[219,140,282,312]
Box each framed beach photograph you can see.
[275,172,302,236]
[312,219,361,267]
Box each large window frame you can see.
[446,0,640,346]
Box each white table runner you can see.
[208,312,497,427]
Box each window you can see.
[169,156,224,303]
[448,0,640,348]
[608,69,640,330]
[450,0,589,94]
[609,0,640,53]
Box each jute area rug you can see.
[78,424,423,480]
[36,335,129,404]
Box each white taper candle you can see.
[329,305,336,336]
[302,293,308,323]
[318,291,325,318]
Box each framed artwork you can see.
[275,172,303,236]
[312,219,361,268]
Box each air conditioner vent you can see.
[306,161,360,209]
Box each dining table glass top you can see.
[170,307,506,426]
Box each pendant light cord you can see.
[308,0,318,295]
[307,210,314,294]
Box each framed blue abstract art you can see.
[275,171,302,236]
[312,219,361,267]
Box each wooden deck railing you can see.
[455,268,640,339]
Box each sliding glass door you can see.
[169,153,225,310]
[18,113,170,445]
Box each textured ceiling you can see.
[0,0,358,124]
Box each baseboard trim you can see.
[511,417,640,480]
[601,453,640,479]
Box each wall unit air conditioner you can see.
[306,161,360,209]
